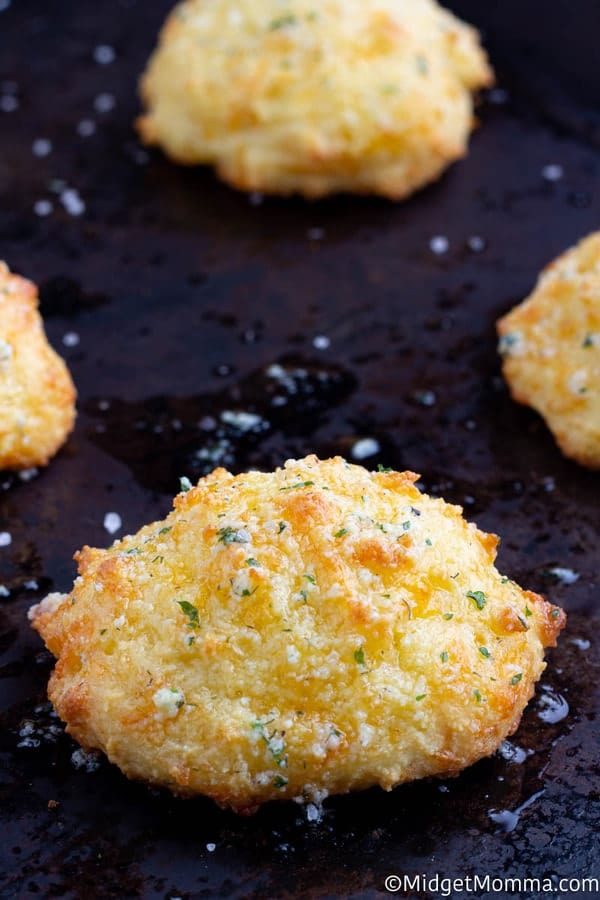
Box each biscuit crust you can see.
[137,0,493,199]
[30,457,564,813]
[498,232,600,469]
[0,262,76,470]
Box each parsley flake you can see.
[443,613,454,620]
[334,528,349,538]
[279,481,314,491]
[510,673,523,685]
[467,590,487,610]
[179,476,192,493]
[269,13,298,29]
[278,521,287,533]
[376,464,393,473]
[176,600,200,629]
[479,646,491,658]
[415,694,426,701]
[245,558,259,567]
[473,689,483,702]
[217,526,250,544]
[440,651,449,663]
[402,521,411,531]
[354,646,365,666]
[158,526,172,535]
[273,775,288,789]
[303,574,316,584]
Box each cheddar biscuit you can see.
[30,456,564,813]
[0,262,76,470]
[137,0,493,199]
[498,232,600,469]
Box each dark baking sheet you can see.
[1,1,599,897]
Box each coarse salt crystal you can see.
[351,437,380,460]
[429,235,449,255]
[62,331,80,347]
[103,512,122,534]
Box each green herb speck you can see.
[303,574,316,584]
[440,651,449,663]
[415,694,426,701]
[279,481,314,491]
[467,590,487,610]
[273,775,288,789]
[473,689,482,702]
[269,13,298,29]
[479,646,491,658]
[354,646,365,666]
[334,528,349,538]
[377,464,393,473]
[278,521,287,533]
[443,613,454,620]
[510,673,523,685]
[217,526,249,544]
[245,558,259,567]
[179,476,192,493]
[176,599,200,630]
[158,526,172,535]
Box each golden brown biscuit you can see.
[498,232,600,469]
[0,262,76,470]
[29,457,564,813]
[137,0,493,199]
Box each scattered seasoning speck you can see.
[77,118,96,137]
[440,651,449,663]
[415,694,426,701]
[0,94,18,112]
[473,689,483,702]
[543,567,579,585]
[103,512,122,535]
[60,189,85,217]
[94,92,116,113]
[351,437,380,460]
[93,44,116,65]
[467,235,486,253]
[479,646,491,658]
[312,334,330,350]
[488,86,508,105]
[334,528,348,538]
[429,235,449,255]
[443,613,454,620]
[411,388,437,407]
[62,331,80,347]
[510,673,523,686]
[34,199,53,217]
[0,532,12,547]
[542,163,564,182]
[32,138,52,157]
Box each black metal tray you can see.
[1,1,599,897]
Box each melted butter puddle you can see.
[488,788,546,833]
